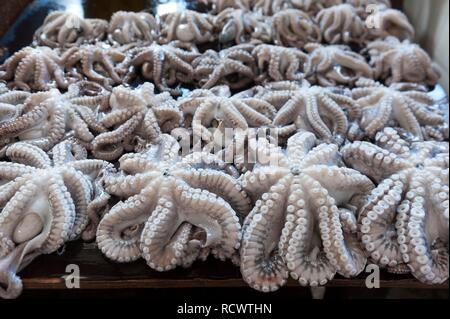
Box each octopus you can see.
[240,131,374,292]
[253,45,308,83]
[304,43,373,87]
[33,11,108,48]
[256,80,359,144]
[366,7,415,41]
[159,10,215,44]
[0,140,112,298]
[118,42,200,94]
[97,134,251,269]
[271,9,321,48]
[342,127,449,284]
[315,4,366,44]
[367,37,440,86]
[61,44,125,89]
[193,44,256,89]
[177,86,276,144]
[108,11,159,45]
[215,8,272,45]
[0,88,108,157]
[92,83,183,160]
[0,46,68,91]
[352,78,446,140]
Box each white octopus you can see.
[304,43,373,87]
[108,11,159,45]
[253,44,308,83]
[240,131,374,291]
[97,135,251,269]
[33,11,108,48]
[352,78,446,140]
[367,37,440,86]
[342,127,449,284]
[193,44,256,89]
[271,9,321,48]
[92,83,182,160]
[255,80,359,143]
[0,46,68,91]
[315,4,366,44]
[367,7,415,41]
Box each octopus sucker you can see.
[342,127,449,283]
[92,83,182,160]
[215,8,271,45]
[271,9,321,48]
[0,88,107,156]
[253,45,308,82]
[240,131,373,291]
[0,140,111,299]
[61,44,124,88]
[117,42,200,94]
[316,4,366,44]
[178,86,276,144]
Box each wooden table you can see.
[20,242,448,291]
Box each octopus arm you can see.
[104,171,159,198]
[0,179,27,208]
[341,141,411,182]
[60,168,92,240]
[240,166,290,201]
[240,176,292,292]
[0,163,35,184]
[304,94,333,140]
[67,159,113,180]
[284,174,336,287]
[273,96,302,126]
[232,99,272,126]
[5,143,51,169]
[97,181,160,262]
[181,152,239,178]
[399,172,449,284]
[297,144,340,168]
[174,169,251,217]
[359,176,406,268]
[303,166,374,205]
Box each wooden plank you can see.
[19,242,448,291]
